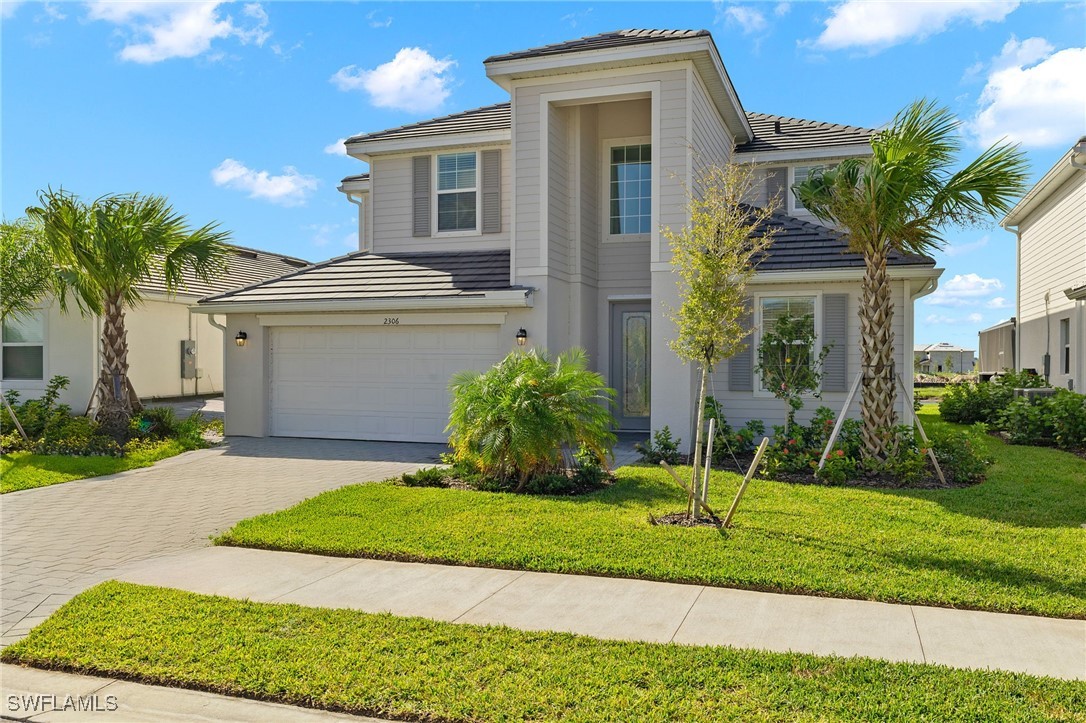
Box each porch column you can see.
[650,266,694,454]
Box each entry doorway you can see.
[610,302,651,431]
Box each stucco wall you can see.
[126,297,224,399]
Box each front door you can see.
[611,302,651,431]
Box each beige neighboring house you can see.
[1004,136,1086,390]
[1,245,308,411]
[914,342,974,374]
[197,29,942,447]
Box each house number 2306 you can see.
[383,317,400,325]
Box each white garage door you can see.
[269,325,503,443]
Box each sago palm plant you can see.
[446,348,616,491]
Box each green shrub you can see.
[572,444,609,488]
[34,416,122,457]
[816,451,858,484]
[939,370,1046,425]
[998,389,1086,450]
[400,466,449,487]
[1046,390,1086,450]
[446,348,616,490]
[1,376,72,439]
[929,428,992,485]
[635,426,682,465]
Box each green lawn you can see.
[0,440,187,494]
[4,583,1081,722]
[220,408,1086,618]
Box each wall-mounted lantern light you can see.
[515,328,528,347]
[235,331,248,347]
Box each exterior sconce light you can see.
[515,328,528,347]
[235,331,248,347]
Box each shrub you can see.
[929,428,992,485]
[998,389,1086,450]
[635,426,682,465]
[400,466,449,488]
[817,451,858,484]
[1,375,72,439]
[939,370,1046,425]
[447,348,616,490]
[34,416,122,457]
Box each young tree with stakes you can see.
[794,100,1028,461]
[26,190,231,440]
[665,161,776,519]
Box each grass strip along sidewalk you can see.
[218,410,1086,619]
[1,442,187,494]
[4,583,1083,722]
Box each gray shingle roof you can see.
[199,250,521,305]
[753,210,933,271]
[137,245,309,298]
[346,102,872,156]
[340,173,370,183]
[736,113,875,154]
[484,29,710,64]
[346,103,511,145]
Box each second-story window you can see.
[437,152,477,233]
[792,164,835,212]
[609,143,652,235]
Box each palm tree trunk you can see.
[859,244,897,460]
[97,292,134,441]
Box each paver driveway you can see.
[1,437,442,645]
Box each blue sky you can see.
[3,1,1083,350]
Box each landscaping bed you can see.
[219,409,1086,619]
[1,442,187,494]
[4,582,1082,722]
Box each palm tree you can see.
[26,190,231,439]
[794,100,1028,460]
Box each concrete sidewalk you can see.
[0,663,384,722]
[109,546,1085,681]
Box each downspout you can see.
[1004,223,1022,372]
[345,192,367,252]
[908,277,938,423]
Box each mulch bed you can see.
[649,512,724,528]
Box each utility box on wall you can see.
[180,340,197,379]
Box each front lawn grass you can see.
[0,440,186,494]
[4,582,1081,722]
[220,408,1086,619]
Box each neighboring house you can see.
[1,245,308,411]
[914,343,975,374]
[978,319,1016,376]
[198,29,941,446]
[1004,136,1086,390]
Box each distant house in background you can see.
[915,342,975,374]
[978,319,1016,376]
[0,245,308,410]
[1004,136,1086,391]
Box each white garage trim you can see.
[257,312,507,327]
[268,324,503,443]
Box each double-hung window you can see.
[1061,318,1071,375]
[791,164,834,213]
[436,152,477,233]
[2,310,45,381]
[609,142,652,236]
[758,296,818,389]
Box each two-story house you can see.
[198,29,941,445]
[1001,136,1086,390]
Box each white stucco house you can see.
[1005,136,1086,391]
[197,29,942,447]
[1,245,308,411]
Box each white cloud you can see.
[366,9,391,28]
[560,8,592,28]
[1,1,26,19]
[924,273,1004,307]
[969,37,1086,148]
[987,297,1013,309]
[926,312,985,325]
[943,235,989,257]
[812,1,1018,52]
[323,137,348,156]
[331,47,455,113]
[774,3,791,17]
[210,158,318,206]
[85,1,270,64]
[721,4,767,34]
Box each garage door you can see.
[269,325,503,443]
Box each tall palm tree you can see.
[27,190,231,439]
[794,100,1028,460]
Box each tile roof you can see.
[340,173,370,183]
[137,245,310,298]
[484,29,710,64]
[752,209,934,271]
[199,250,522,305]
[736,113,875,154]
[346,102,512,144]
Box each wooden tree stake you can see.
[723,436,770,528]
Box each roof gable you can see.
[483,29,710,64]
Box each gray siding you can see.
[548,105,571,275]
[578,105,599,282]
[369,145,512,254]
[690,69,731,174]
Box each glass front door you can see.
[611,302,651,431]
